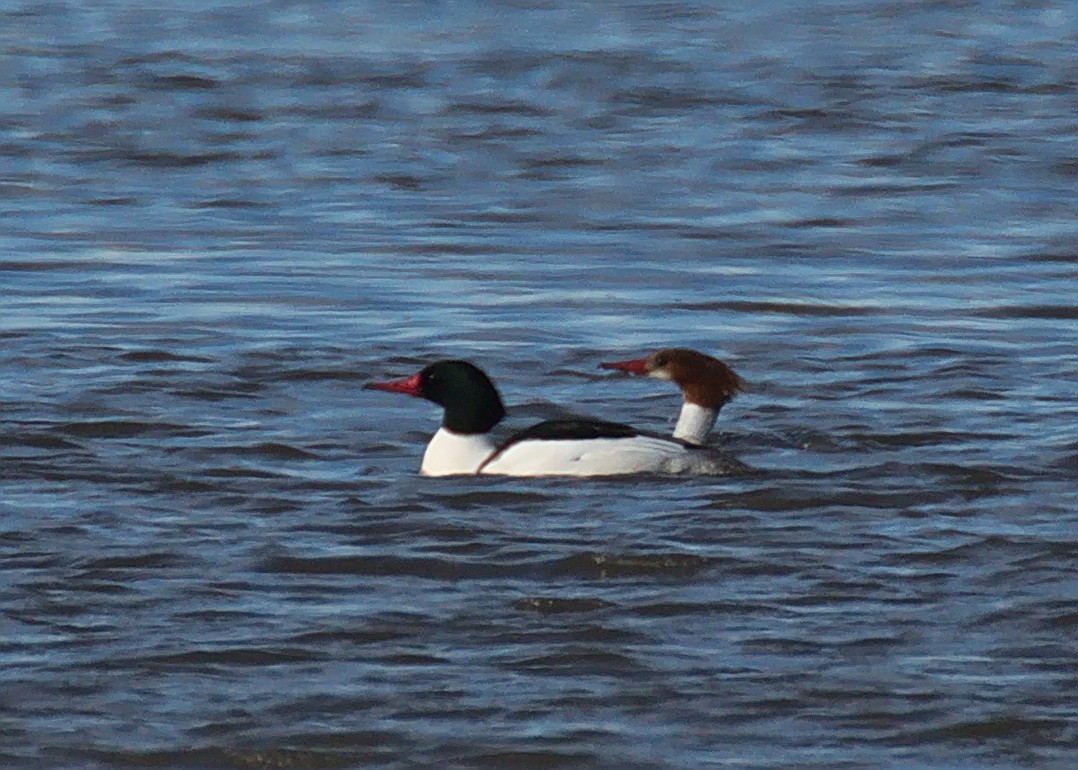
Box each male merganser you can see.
[599,348,743,446]
[366,359,748,477]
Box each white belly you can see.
[479,435,714,477]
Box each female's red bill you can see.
[599,357,648,375]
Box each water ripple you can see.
[2,1,1074,768]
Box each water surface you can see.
[2,1,1076,768]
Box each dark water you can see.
[2,1,1077,768]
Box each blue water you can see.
[2,1,1076,768]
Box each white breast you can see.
[420,428,497,476]
[672,402,718,445]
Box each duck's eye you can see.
[654,355,668,367]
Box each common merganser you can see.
[599,348,744,446]
[366,359,748,477]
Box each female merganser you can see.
[366,359,748,477]
[599,348,744,446]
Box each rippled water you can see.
[2,1,1076,768]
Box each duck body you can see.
[367,360,747,477]
[479,419,743,476]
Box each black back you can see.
[505,418,640,442]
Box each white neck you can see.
[672,402,717,446]
[421,428,496,476]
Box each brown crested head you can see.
[645,348,744,410]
